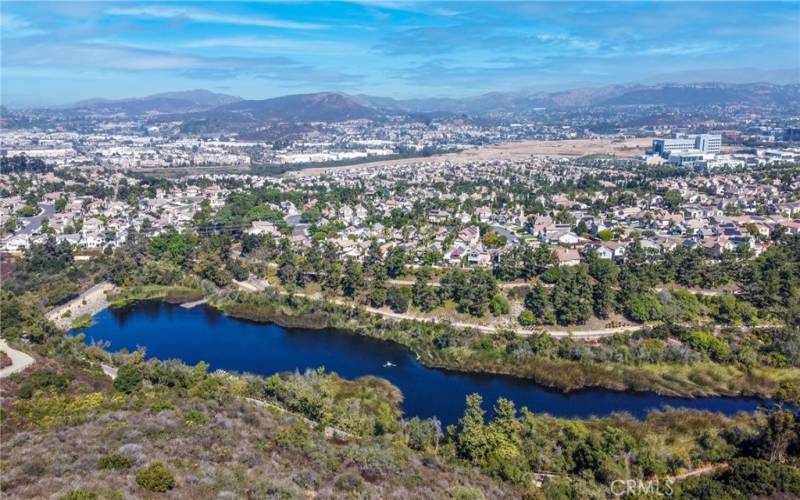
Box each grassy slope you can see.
[420,348,800,398]
[0,353,516,499]
[108,285,205,308]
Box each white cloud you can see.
[350,1,460,17]
[106,6,327,30]
[0,13,45,37]
[1,40,363,84]
[6,43,199,71]
[179,37,360,55]
[642,43,727,56]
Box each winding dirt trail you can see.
[233,280,644,338]
[0,339,35,379]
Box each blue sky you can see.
[2,1,798,107]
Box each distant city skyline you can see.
[2,1,798,107]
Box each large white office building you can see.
[652,133,722,157]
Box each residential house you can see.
[554,247,581,267]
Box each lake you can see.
[79,301,772,425]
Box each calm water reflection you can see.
[79,302,772,425]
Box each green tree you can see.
[194,252,232,287]
[551,267,593,325]
[385,246,407,278]
[597,229,614,241]
[277,240,297,286]
[368,266,388,307]
[147,230,195,268]
[340,259,364,298]
[54,196,68,213]
[457,394,489,464]
[114,364,143,394]
[494,246,521,281]
[533,244,558,275]
[483,398,524,481]
[386,286,411,313]
[760,410,797,463]
[321,261,342,293]
[402,417,442,452]
[592,280,614,319]
[412,266,439,312]
[460,270,498,317]
[686,330,730,361]
[663,189,683,212]
[524,284,550,324]
[301,206,321,224]
[363,239,384,278]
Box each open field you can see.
[131,165,250,178]
[285,137,654,177]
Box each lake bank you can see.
[215,292,799,400]
[77,302,778,425]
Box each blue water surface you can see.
[79,302,773,425]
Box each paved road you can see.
[17,203,55,236]
[0,339,35,378]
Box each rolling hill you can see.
[45,82,800,123]
[211,92,382,122]
[66,90,243,115]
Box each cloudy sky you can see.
[2,1,798,107]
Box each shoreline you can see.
[212,299,796,401]
[47,282,116,330]
[93,292,795,402]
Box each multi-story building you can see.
[785,127,800,142]
[652,133,721,157]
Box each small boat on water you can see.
[383,361,396,368]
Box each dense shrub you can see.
[625,292,663,322]
[98,452,133,470]
[61,491,98,500]
[401,417,442,451]
[184,409,208,427]
[490,294,510,316]
[136,462,176,492]
[686,331,731,362]
[18,370,70,399]
[275,422,310,448]
[113,364,143,394]
[517,310,536,326]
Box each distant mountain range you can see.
[52,82,799,122]
[68,89,242,114]
[214,92,380,122]
[355,82,799,114]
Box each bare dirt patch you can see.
[285,137,653,177]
